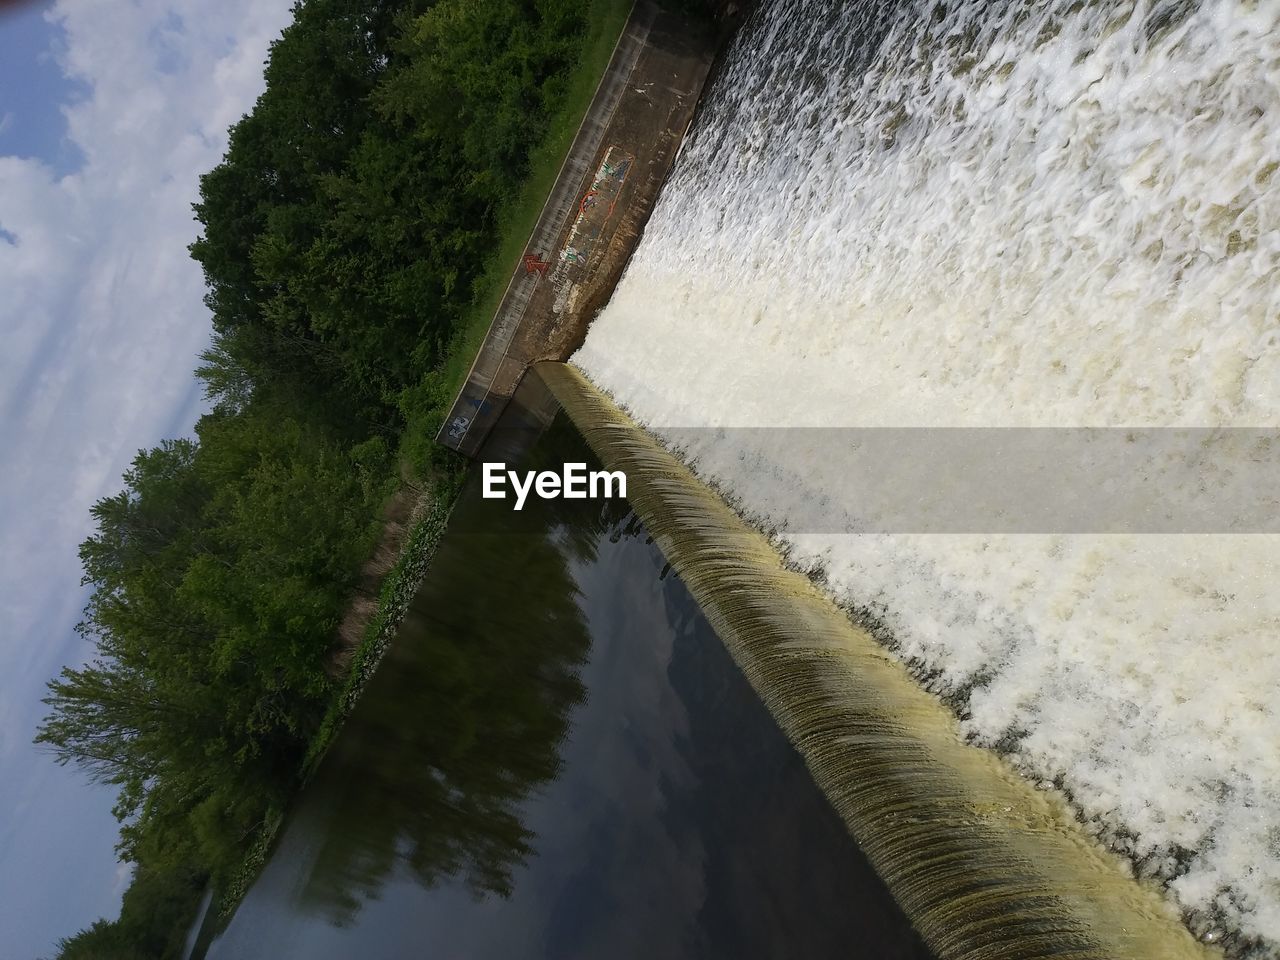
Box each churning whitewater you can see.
[573,0,1280,955]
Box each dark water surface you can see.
[203,408,932,960]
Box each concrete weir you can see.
[435,1,715,458]
[534,360,1220,960]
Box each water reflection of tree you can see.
[297,419,621,927]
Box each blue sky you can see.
[0,2,85,177]
[0,1,295,955]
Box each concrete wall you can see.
[435,1,715,458]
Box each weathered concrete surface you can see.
[436,0,716,458]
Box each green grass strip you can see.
[435,0,635,399]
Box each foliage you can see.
[50,865,205,960]
[401,0,634,473]
[39,0,639,955]
[190,0,604,421]
[37,407,383,956]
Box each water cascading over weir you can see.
[432,0,1278,953]
[533,361,1216,960]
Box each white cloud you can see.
[0,0,297,953]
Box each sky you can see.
[0,0,296,955]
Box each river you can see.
[200,403,933,959]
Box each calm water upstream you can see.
[202,405,932,959]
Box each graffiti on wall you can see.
[522,253,550,275]
[440,147,635,449]
[547,145,634,313]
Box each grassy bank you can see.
[302,477,463,778]
[433,0,633,400]
[400,0,634,471]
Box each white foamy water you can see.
[574,0,1280,953]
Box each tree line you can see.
[39,0,638,956]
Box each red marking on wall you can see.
[522,253,550,276]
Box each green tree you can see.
[41,0,643,954]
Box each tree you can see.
[41,0,633,953]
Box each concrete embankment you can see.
[435,0,715,458]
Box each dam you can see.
[574,0,1280,956]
